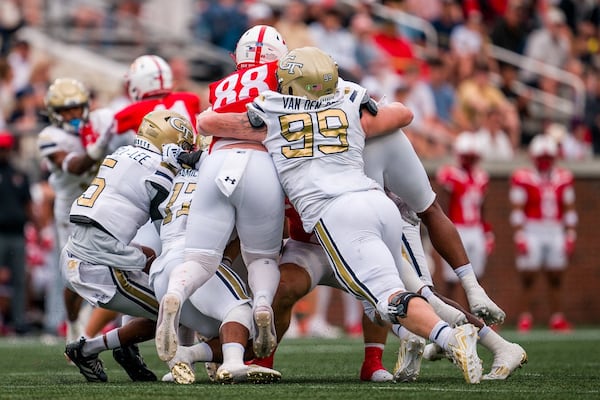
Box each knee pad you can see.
[221,304,253,332]
[387,291,427,321]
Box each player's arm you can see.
[48,150,98,175]
[196,109,267,142]
[360,102,413,138]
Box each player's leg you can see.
[360,305,394,382]
[234,150,285,358]
[316,191,483,383]
[158,151,237,361]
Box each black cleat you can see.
[65,337,108,382]
[113,344,157,382]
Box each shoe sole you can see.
[247,365,282,384]
[171,362,195,384]
[253,308,277,359]
[394,337,426,382]
[448,325,483,384]
[156,295,180,362]
[216,366,282,384]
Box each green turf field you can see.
[1,328,599,400]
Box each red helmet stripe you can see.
[150,55,164,90]
[254,26,267,65]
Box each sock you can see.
[478,325,508,353]
[391,324,403,338]
[221,342,245,366]
[429,321,452,350]
[247,258,280,307]
[121,315,134,325]
[364,344,385,362]
[188,341,213,362]
[82,329,120,356]
[455,264,480,292]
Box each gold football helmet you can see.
[44,78,90,134]
[277,47,338,100]
[135,110,195,153]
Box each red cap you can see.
[0,131,15,149]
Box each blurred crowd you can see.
[0,0,597,335]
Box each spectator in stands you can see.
[308,5,361,81]
[431,0,463,52]
[454,60,521,149]
[474,106,515,161]
[371,16,417,76]
[7,84,41,132]
[521,7,571,85]
[0,130,34,335]
[0,57,15,129]
[7,39,32,94]
[449,8,487,81]
[425,55,456,130]
[583,65,600,156]
[193,0,248,53]
[350,12,383,77]
[0,0,25,56]
[489,0,529,54]
[520,74,573,147]
[274,0,315,50]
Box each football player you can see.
[37,78,115,345]
[149,142,282,384]
[155,25,287,363]
[510,133,577,332]
[62,110,193,382]
[436,132,493,303]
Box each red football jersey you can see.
[208,61,279,113]
[114,92,201,134]
[285,198,316,243]
[436,164,489,226]
[510,167,574,221]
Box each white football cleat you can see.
[167,345,196,384]
[482,343,528,380]
[155,293,181,362]
[205,362,220,382]
[252,304,277,359]
[393,333,426,382]
[446,324,483,384]
[216,364,282,384]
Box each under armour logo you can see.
[224,176,236,185]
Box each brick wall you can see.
[432,175,600,326]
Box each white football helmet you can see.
[45,78,90,135]
[529,134,558,158]
[454,131,482,156]
[234,25,288,70]
[125,55,173,101]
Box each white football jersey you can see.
[69,145,174,245]
[252,85,381,232]
[159,167,198,248]
[38,125,96,221]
